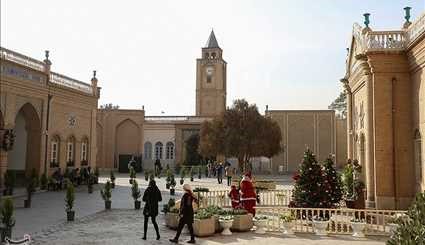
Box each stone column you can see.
[341,78,353,159]
[0,150,8,188]
[365,70,376,208]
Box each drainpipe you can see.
[43,50,52,175]
[391,77,398,209]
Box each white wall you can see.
[143,123,176,170]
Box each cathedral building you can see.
[0,30,345,183]
[344,9,425,209]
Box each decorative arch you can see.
[8,102,41,177]
[144,141,152,160]
[166,142,174,160]
[115,119,140,167]
[155,142,163,160]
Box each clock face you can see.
[206,67,214,76]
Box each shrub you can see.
[195,209,213,219]
[110,171,115,182]
[31,168,39,188]
[65,180,75,212]
[279,212,295,222]
[387,192,425,245]
[1,198,15,228]
[341,159,364,200]
[101,181,112,202]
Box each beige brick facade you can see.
[266,110,346,172]
[0,48,99,182]
[344,12,425,209]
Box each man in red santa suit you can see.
[239,172,257,215]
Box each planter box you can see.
[194,217,215,237]
[165,213,180,230]
[231,214,253,232]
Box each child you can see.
[228,185,240,208]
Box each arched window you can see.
[205,52,209,59]
[414,129,422,190]
[211,52,216,59]
[81,137,89,165]
[66,136,75,166]
[144,142,152,160]
[50,135,60,168]
[155,142,163,160]
[166,142,174,160]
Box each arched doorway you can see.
[8,103,41,184]
[115,119,140,172]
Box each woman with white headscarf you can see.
[169,184,198,244]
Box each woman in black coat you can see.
[142,180,162,240]
[169,184,198,244]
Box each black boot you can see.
[187,239,196,244]
[169,238,178,243]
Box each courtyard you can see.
[10,174,388,244]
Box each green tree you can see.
[328,92,347,119]
[322,157,343,208]
[185,133,201,165]
[200,99,282,172]
[292,149,327,208]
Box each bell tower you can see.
[196,30,227,117]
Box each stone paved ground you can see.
[12,174,387,244]
[30,209,387,245]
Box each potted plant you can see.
[253,215,268,234]
[30,168,40,188]
[180,168,185,185]
[198,166,202,179]
[162,198,176,214]
[131,179,141,210]
[88,173,94,193]
[190,167,194,182]
[165,207,180,230]
[166,169,172,189]
[205,206,224,233]
[3,170,16,196]
[228,208,253,232]
[94,167,100,184]
[110,171,116,188]
[219,215,234,235]
[169,175,176,196]
[342,159,365,209]
[1,198,15,242]
[386,213,407,236]
[65,180,75,221]
[279,212,295,235]
[40,172,48,190]
[144,170,149,181]
[24,177,36,208]
[350,218,366,237]
[129,167,136,184]
[101,180,112,210]
[193,209,215,237]
[312,216,329,236]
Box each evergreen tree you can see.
[322,157,343,208]
[292,149,327,208]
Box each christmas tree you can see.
[291,149,327,208]
[322,157,343,208]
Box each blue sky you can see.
[1,0,424,115]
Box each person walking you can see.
[142,180,162,240]
[225,165,232,186]
[216,163,224,184]
[170,184,198,244]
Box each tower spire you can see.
[205,29,219,48]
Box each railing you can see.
[50,72,93,94]
[365,31,406,51]
[145,116,211,122]
[408,12,425,44]
[255,207,406,235]
[198,189,293,208]
[0,47,45,72]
